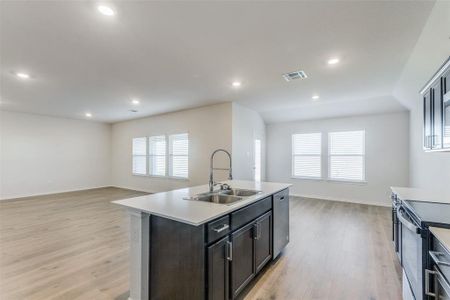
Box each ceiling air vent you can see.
[282,70,308,82]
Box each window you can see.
[169,133,189,178]
[292,133,322,178]
[132,137,147,175]
[254,139,261,181]
[328,130,365,182]
[148,135,166,176]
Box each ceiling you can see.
[0,1,434,123]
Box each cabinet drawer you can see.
[231,197,272,231]
[207,215,231,244]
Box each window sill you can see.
[132,174,189,181]
[291,176,323,181]
[326,178,368,185]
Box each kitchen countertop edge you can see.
[113,180,292,226]
[391,186,450,204]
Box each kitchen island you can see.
[113,180,291,300]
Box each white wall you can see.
[0,111,112,199]
[393,1,450,191]
[232,103,266,181]
[111,103,233,193]
[266,112,409,206]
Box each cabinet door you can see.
[443,69,450,149]
[207,236,230,300]
[423,90,433,150]
[254,211,272,273]
[230,222,255,299]
[431,80,443,149]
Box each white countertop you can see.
[113,180,291,226]
[429,227,450,254]
[391,186,450,204]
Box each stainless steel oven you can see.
[398,205,423,299]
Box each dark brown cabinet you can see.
[149,192,285,300]
[423,90,433,150]
[230,222,256,298]
[421,57,450,152]
[254,212,272,273]
[208,236,230,300]
[443,69,450,149]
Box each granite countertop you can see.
[430,227,450,254]
[391,186,450,204]
[112,180,291,226]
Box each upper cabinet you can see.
[421,57,450,152]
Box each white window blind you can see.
[132,137,147,175]
[254,139,261,181]
[292,133,322,178]
[328,130,365,182]
[169,133,189,178]
[148,135,166,176]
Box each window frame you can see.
[291,132,322,180]
[131,133,189,180]
[148,135,167,178]
[132,137,148,176]
[168,133,189,179]
[327,130,366,183]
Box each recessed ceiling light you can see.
[16,72,30,79]
[327,58,340,65]
[232,81,241,87]
[312,95,320,100]
[97,5,115,16]
[131,99,140,105]
[85,112,92,118]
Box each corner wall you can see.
[231,103,266,181]
[0,111,112,199]
[266,112,410,206]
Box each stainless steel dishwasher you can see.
[273,189,289,258]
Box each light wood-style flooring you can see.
[0,187,402,300]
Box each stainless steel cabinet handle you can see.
[429,251,450,267]
[425,269,437,298]
[226,241,232,261]
[396,206,420,234]
[213,224,229,233]
[253,224,258,240]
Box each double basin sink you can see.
[185,188,261,205]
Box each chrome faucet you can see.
[209,149,233,192]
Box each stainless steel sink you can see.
[220,188,261,197]
[192,193,243,205]
[183,188,261,205]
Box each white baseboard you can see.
[0,185,115,201]
[290,193,391,207]
[111,185,156,194]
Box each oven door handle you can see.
[396,206,420,234]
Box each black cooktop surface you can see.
[404,200,450,226]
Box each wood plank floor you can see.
[0,187,402,300]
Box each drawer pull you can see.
[430,251,450,267]
[213,224,229,233]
